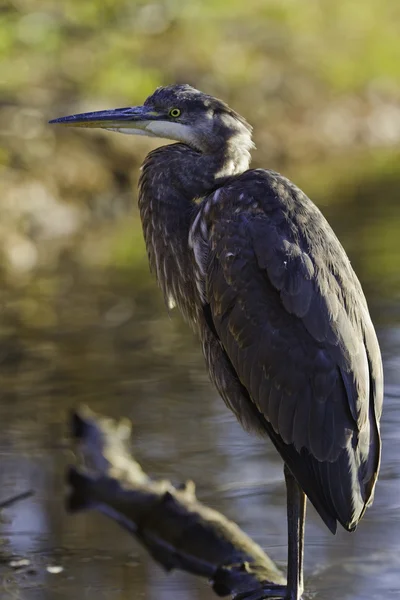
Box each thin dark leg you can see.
[284,464,306,600]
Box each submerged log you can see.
[67,407,286,598]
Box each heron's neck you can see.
[138,142,250,322]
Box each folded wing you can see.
[191,169,382,532]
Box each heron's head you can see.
[50,84,254,155]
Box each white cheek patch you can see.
[105,126,157,137]
[144,121,199,146]
[105,120,200,147]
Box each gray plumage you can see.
[50,84,383,599]
[136,86,382,534]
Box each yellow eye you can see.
[169,108,181,118]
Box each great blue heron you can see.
[50,84,383,600]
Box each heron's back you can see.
[191,169,383,533]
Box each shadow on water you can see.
[0,181,400,599]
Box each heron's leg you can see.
[233,468,306,600]
[284,464,306,600]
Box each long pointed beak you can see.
[49,105,161,133]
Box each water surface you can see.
[0,188,399,599]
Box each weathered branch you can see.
[67,407,285,598]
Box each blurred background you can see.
[0,0,400,598]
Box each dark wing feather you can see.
[201,323,339,534]
[192,169,382,532]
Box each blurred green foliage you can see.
[0,0,399,301]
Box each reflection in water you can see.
[0,191,400,599]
